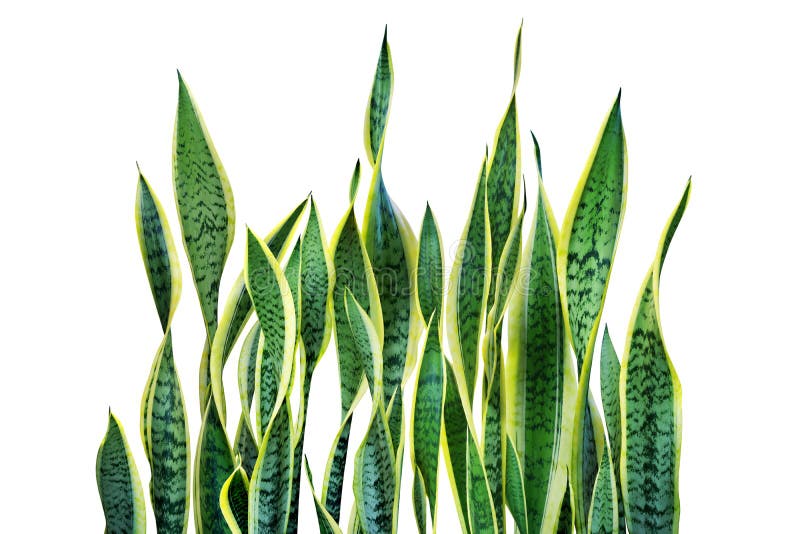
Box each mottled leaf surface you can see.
[249,400,293,534]
[354,404,396,534]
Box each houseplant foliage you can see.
[96,24,689,534]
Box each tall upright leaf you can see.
[172,72,235,411]
[621,180,690,533]
[353,402,396,534]
[411,312,445,527]
[588,443,618,534]
[558,92,626,532]
[446,155,490,404]
[600,327,624,532]
[467,431,498,534]
[249,399,294,534]
[211,198,307,422]
[416,204,444,321]
[220,463,249,534]
[244,228,297,440]
[441,360,471,534]
[485,24,522,314]
[136,170,190,532]
[195,398,236,532]
[97,411,146,534]
[287,197,334,534]
[306,457,345,534]
[362,28,420,408]
[507,174,572,533]
[322,409,355,523]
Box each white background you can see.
[2,1,798,531]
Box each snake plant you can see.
[97,24,689,534]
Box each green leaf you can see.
[363,31,420,407]
[135,168,181,332]
[588,444,619,534]
[195,397,236,533]
[411,312,444,526]
[446,156,489,405]
[244,228,296,440]
[210,198,307,423]
[485,30,522,314]
[364,26,393,166]
[467,430,497,534]
[412,468,427,534]
[507,176,573,532]
[96,411,146,534]
[173,73,235,412]
[441,360,471,534]
[322,409,355,523]
[285,237,303,323]
[238,322,261,419]
[559,92,626,532]
[143,332,190,533]
[557,482,573,534]
[600,327,625,532]
[621,179,690,533]
[305,457,344,534]
[349,159,362,203]
[345,289,384,401]
[504,436,528,534]
[220,464,249,534]
[234,414,259,478]
[249,399,294,534]
[416,204,444,321]
[331,205,382,417]
[353,402,396,534]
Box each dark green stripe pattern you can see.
[448,156,488,404]
[173,73,235,412]
[354,404,396,534]
[621,180,690,534]
[505,436,528,534]
[442,360,471,533]
[416,204,444,321]
[600,327,624,532]
[562,92,626,533]
[412,312,444,524]
[588,444,618,534]
[305,458,343,534]
[322,411,354,523]
[467,431,497,534]
[364,28,392,165]
[97,412,146,534]
[412,468,427,534]
[249,400,293,533]
[195,398,236,533]
[220,465,249,533]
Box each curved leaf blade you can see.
[306,457,344,534]
[441,360,471,534]
[195,397,236,533]
[249,399,294,534]
[621,180,690,533]
[322,410,355,523]
[600,327,624,532]
[416,204,444,321]
[559,92,626,532]
[353,403,396,534]
[220,464,249,534]
[446,157,489,405]
[505,436,528,534]
[96,411,146,534]
[364,27,393,166]
[467,431,497,534]
[588,444,618,534]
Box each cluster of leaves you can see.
[96,25,688,534]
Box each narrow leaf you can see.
[244,228,296,439]
[621,180,690,533]
[211,197,307,423]
[349,159,362,203]
[600,326,624,532]
[353,403,396,534]
[412,468,427,534]
[446,156,489,404]
[345,289,384,401]
[364,27,393,166]
[559,92,626,532]
[96,411,146,534]
[411,312,444,525]
[441,360,471,533]
[306,457,344,534]
[322,410,355,523]
[249,399,294,534]
[588,444,619,534]
[234,414,259,478]
[195,397,236,532]
[416,204,444,320]
[467,431,497,534]
[505,436,528,534]
[220,464,249,534]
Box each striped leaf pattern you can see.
[195,398,236,532]
[220,464,249,533]
[467,431,497,534]
[249,399,294,534]
[136,170,190,532]
[446,156,489,404]
[173,72,235,411]
[507,175,571,533]
[504,436,528,534]
[97,411,146,534]
[621,180,690,533]
[600,327,624,532]
[588,444,618,534]
[411,312,445,526]
[354,403,396,534]
[322,410,355,523]
[306,457,345,534]
[244,228,296,440]
[441,360,471,533]
[559,92,626,533]
[211,198,307,422]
